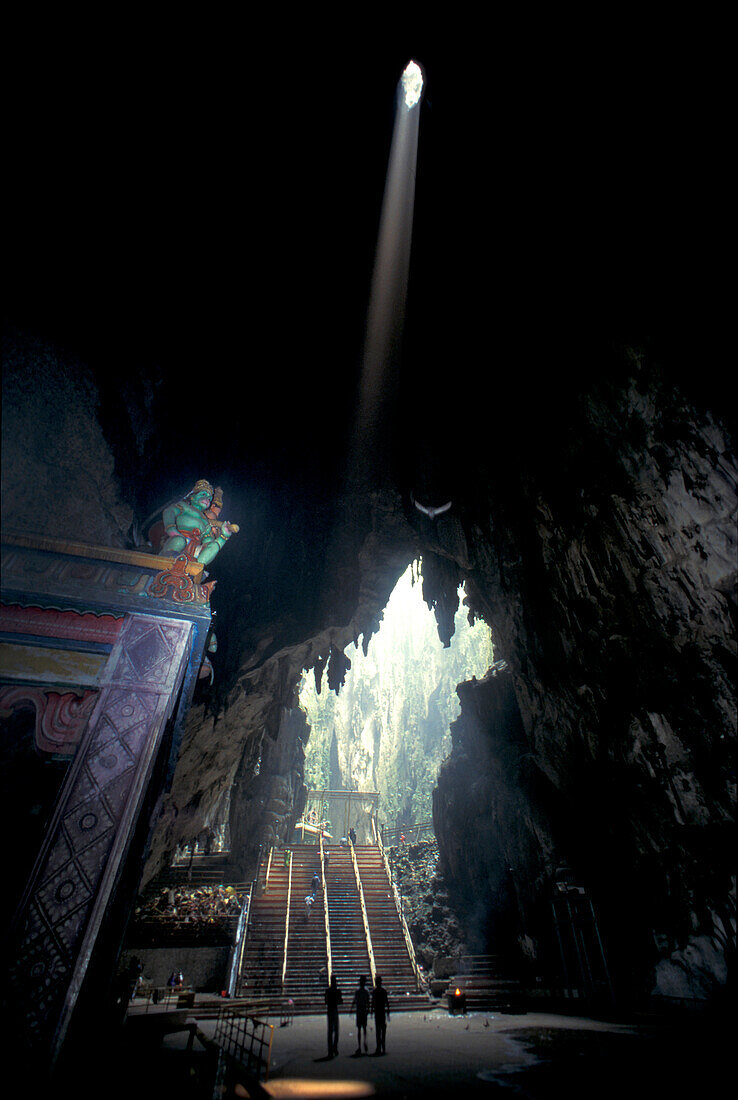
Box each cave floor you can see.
[144,1005,730,1099]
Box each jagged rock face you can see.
[229,706,310,869]
[433,365,736,1003]
[2,337,735,1005]
[433,668,555,961]
[1,335,133,546]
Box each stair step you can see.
[240,843,422,1012]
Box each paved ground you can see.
[32,1002,728,1099]
[155,1005,731,1099]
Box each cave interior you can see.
[1,29,735,1084]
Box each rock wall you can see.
[1,333,134,546]
[433,667,555,962]
[432,360,736,1006]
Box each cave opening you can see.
[298,561,494,843]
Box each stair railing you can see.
[227,883,253,996]
[264,846,274,891]
[281,852,293,989]
[319,833,333,984]
[349,839,377,988]
[375,828,421,990]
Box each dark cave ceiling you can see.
[3,24,728,505]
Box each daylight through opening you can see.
[299,562,494,844]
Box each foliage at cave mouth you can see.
[300,562,494,829]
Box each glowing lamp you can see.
[448,986,467,1015]
[401,61,423,108]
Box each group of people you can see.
[324,974,391,1057]
[135,884,242,927]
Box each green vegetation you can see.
[300,562,493,830]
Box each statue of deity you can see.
[160,480,239,566]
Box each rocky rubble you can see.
[389,840,469,970]
[134,884,241,927]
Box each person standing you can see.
[371,975,390,1054]
[350,975,371,1054]
[325,974,343,1057]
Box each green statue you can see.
[160,480,239,566]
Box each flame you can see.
[455,988,461,996]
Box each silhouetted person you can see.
[349,827,357,846]
[371,975,390,1054]
[325,974,343,1056]
[350,975,370,1054]
[312,872,320,894]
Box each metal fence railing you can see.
[129,986,196,1011]
[320,832,333,984]
[212,1006,274,1088]
[228,883,253,996]
[281,849,293,989]
[382,821,434,846]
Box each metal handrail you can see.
[264,846,274,891]
[281,853,292,988]
[382,821,434,846]
[319,832,333,983]
[349,839,376,988]
[376,829,421,990]
[213,1006,274,1084]
[228,883,253,996]
[130,986,194,1012]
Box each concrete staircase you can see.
[282,847,329,1012]
[444,955,526,1013]
[159,852,246,886]
[238,853,290,1003]
[323,844,372,998]
[354,845,420,1003]
[239,844,430,1014]
[128,853,249,948]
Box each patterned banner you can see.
[6,613,193,1061]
